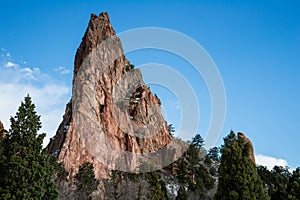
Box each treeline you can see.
[0,95,299,200]
[257,165,300,200]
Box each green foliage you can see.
[215,131,269,200]
[287,167,300,200]
[146,171,169,200]
[267,166,290,199]
[173,135,215,199]
[257,165,300,200]
[207,147,220,161]
[0,95,58,199]
[186,144,200,165]
[106,170,168,199]
[222,130,236,148]
[176,186,188,200]
[160,178,169,200]
[49,156,69,182]
[176,157,189,184]
[204,155,213,166]
[168,124,175,135]
[75,162,99,199]
[191,133,204,149]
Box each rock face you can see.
[48,12,174,178]
[0,121,4,133]
[0,121,7,137]
[237,132,255,164]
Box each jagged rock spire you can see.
[48,12,175,178]
[74,12,117,82]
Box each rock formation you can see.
[0,121,4,133]
[237,132,255,164]
[47,12,179,178]
[0,121,7,137]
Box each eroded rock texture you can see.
[48,12,176,178]
[237,132,256,164]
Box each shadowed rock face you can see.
[47,12,174,178]
[237,132,256,164]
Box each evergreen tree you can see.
[191,133,204,149]
[215,131,269,200]
[177,157,189,184]
[175,138,215,198]
[75,162,99,199]
[269,166,291,199]
[176,186,188,200]
[207,147,220,161]
[146,171,168,200]
[0,95,58,199]
[287,167,300,200]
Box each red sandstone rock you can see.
[48,12,176,178]
[237,132,256,164]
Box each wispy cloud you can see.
[54,66,70,75]
[20,67,41,80]
[5,61,19,68]
[0,49,70,147]
[255,154,288,170]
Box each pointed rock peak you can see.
[98,12,110,21]
[88,12,115,36]
[0,120,7,136]
[237,132,256,164]
[49,12,177,178]
[74,12,117,80]
[0,121,4,132]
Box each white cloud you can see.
[255,154,288,170]
[5,61,19,68]
[0,83,70,147]
[20,67,41,80]
[0,51,70,147]
[54,66,70,75]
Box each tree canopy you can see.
[0,95,58,199]
[215,131,269,200]
[191,133,204,149]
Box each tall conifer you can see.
[0,95,58,199]
[215,131,269,200]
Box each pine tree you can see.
[146,171,168,200]
[75,162,99,199]
[215,131,269,200]
[191,133,204,149]
[207,147,220,161]
[0,95,58,199]
[269,166,291,199]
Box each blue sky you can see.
[0,0,299,170]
